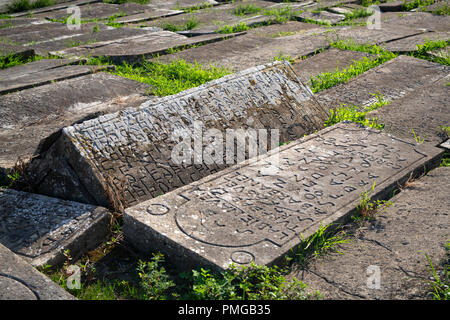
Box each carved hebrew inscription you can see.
[64,62,328,206]
[174,126,422,248]
[124,123,440,269]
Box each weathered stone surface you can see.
[153,22,328,71]
[0,17,48,29]
[0,58,109,94]
[28,61,328,207]
[115,9,183,24]
[295,166,450,300]
[0,189,111,267]
[0,43,34,57]
[292,48,375,84]
[295,10,346,25]
[367,75,450,146]
[316,55,450,111]
[124,122,443,271]
[28,26,161,55]
[0,72,151,175]
[7,0,98,17]
[147,0,218,11]
[0,21,109,46]
[379,11,450,32]
[40,2,146,21]
[327,7,353,15]
[381,31,449,52]
[51,30,244,63]
[145,0,287,34]
[155,23,423,72]
[0,243,74,299]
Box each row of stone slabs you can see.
[1,60,446,273]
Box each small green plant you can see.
[293,223,349,267]
[110,58,231,96]
[162,16,199,32]
[7,0,56,13]
[402,0,435,11]
[137,253,177,300]
[187,263,315,300]
[424,244,449,300]
[262,5,302,23]
[0,171,19,189]
[273,51,295,64]
[413,38,449,66]
[411,128,425,144]
[216,21,250,33]
[430,3,450,15]
[310,42,397,93]
[343,7,373,21]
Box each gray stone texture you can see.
[27,61,328,207]
[367,74,450,146]
[0,188,111,267]
[124,122,443,271]
[0,72,151,175]
[295,166,450,300]
[0,58,108,94]
[0,243,74,300]
[315,55,450,111]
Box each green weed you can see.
[103,58,231,97]
[310,41,397,93]
[162,16,199,32]
[186,263,315,300]
[216,21,250,33]
[292,223,349,268]
[411,128,425,144]
[424,243,449,300]
[352,182,393,222]
[402,0,435,11]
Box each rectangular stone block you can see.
[0,189,111,267]
[124,122,443,271]
[31,61,328,207]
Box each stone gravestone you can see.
[30,61,328,208]
[0,188,110,267]
[124,122,443,271]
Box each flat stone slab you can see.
[0,21,110,47]
[296,166,450,299]
[0,72,150,179]
[27,61,328,207]
[0,58,109,94]
[292,48,375,85]
[0,43,34,58]
[367,75,450,146]
[316,55,450,111]
[144,0,284,34]
[0,189,111,267]
[8,0,98,17]
[381,31,450,52]
[146,0,218,11]
[0,243,74,300]
[39,2,147,21]
[155,23,423,72]
[377,0,405,12]
[124,122,443,271]
[379,11,450,32]
[115,9,183,24]
[51,31,245,63]
[295,11,346,25]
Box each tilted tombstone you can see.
[28,61,329,208]
[123,122,443,271]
